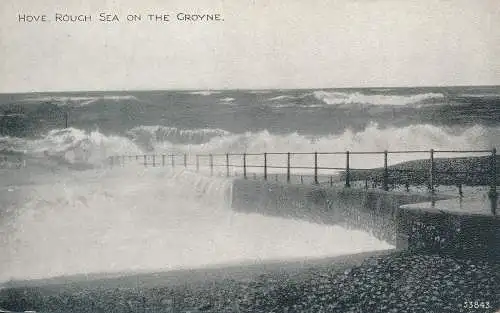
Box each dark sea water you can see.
[1,86,499,157]
[0,86,499,177]
[0,86,498,283]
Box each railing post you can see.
[243,153,247,179]
[383,150,389,191]
[171,154,175,168]
[162,154,166,167]
[287,152,291,183]
[209,154,214,176]
[264,152,267,181]
[490,148,497,215]
[345,151,350,188]
[184,153,187,168]
[143,155,147,167]
[429,149,435,194]
[196,155,200,172]
[152,155,156,167]
[226,153,230,177]
[314,152,318,185]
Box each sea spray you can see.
[312,90,446,106]
[1,123,498,173]
[0,166,391,282]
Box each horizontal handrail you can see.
[135,149,494,156]
[117,149,493,158]
[109,148,498,214]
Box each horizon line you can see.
[1,84,499,95]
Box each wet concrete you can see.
[400,195,499,216]
[398,195,500,260]
[231,178,499,260]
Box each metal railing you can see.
[110,148,498,213]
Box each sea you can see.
[0,86,499,283]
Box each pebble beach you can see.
[1,250,498,313]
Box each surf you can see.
[0,166,391,283]
[1,123,498,170]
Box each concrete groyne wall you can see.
[109,150,499,259]
[231,178,449,246]
[398,198,500,260]
[231,179,500,260]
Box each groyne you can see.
[231,178,447,246]
[231,178,499,259]
[106,149,499,259]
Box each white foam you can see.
[2,123,498,172]
[188,91,221,96]
[312,91,445,107]
[267,95,300,101]
[0,166,391,282]
[4,128,143,166]
[170,123,497,172]
[220,97,235,103]
[127,125,231,141]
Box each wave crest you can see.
[126,125,232,150]
[2,128,142,168]
[312,91,445,107]
[1,123,497,170]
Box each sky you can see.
[0,0,499,92]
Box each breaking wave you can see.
[1,128,142,168]
[1,123,498,171]
[312,91,445,107]
[220,97,235,103]
[188,91,221,96]
[0,163,391,282]
[267,95,301,101]
[126,125,232,150]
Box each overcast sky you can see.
[0,0,499,92]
